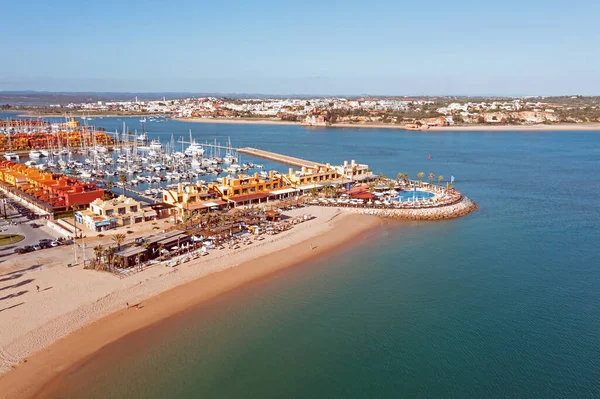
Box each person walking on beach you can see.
[126,302,129,310]
[36,285,40,293]
[136,304,140,310]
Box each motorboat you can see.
[4,152,19,160]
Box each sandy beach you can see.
[173,117,300,126]
[0,207,380,399]
[176,117,600,131]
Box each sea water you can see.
[14,118,599,398]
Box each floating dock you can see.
[237,147,324,169]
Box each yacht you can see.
[29,150,42,158]
[39,149,49,157]
[223,153,237,164]
[149,139,163,151]
[4,152,19,160]
[184,142,205,157]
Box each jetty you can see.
[238,147,325,169]
[120,186,158,203]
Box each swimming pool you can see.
[395,190,435,201]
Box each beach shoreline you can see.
[0,209,381,399]
[175,117,600,131]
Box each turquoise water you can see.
[8,116,599,398]
[397,190,435,200]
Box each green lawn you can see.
[0,234,25,246]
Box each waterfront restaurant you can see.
[113,230,191,268]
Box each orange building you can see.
[0,162,103,208]
[209,171,291,207]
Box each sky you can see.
[1,0,599,96]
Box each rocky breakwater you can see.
[342,196,478,221]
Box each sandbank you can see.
[176,117,600,131]
[0,207,380,399]
[173,117,300,126]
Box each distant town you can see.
[2,93,600,129]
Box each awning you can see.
[268,188,297,196]
[351,192,377,200]
[144,210,158,217]
[228,193,269,203]
[296,184,324,191]
[203,200,227,207]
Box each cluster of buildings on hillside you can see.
[433,100,561,125]
[0,157,373,233]
[60,97,433,121]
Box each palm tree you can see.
[388,181,395,191]
[368,182,376,193]
[428,173,435,184]
[437,175,444,184]
[417,172,425,185]
[309,187,318,197]
[93,244,104,262]
[112,233,126,252]
[118,173,128,196]
[182,212,194,229]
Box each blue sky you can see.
[1,0,599,95]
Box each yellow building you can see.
[82,195,154,229]
[162,182,226,219]
[2,170,27,187]
[284,163,342,186]
[209,171,291,207]
[334,159,372,181]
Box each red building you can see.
[46,178,104,207]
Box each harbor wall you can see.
[338,196,478,221]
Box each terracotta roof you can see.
[351,192,376,200]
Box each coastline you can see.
[5,111,599,131]
[175,117,600,131]
[0,209,381,399]
[173,117,300,126]
[16,111,164,118]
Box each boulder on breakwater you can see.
[341,196,478,221]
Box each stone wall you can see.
[339,196,478,220]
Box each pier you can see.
[119,186,158,203]
[238,147,325,169]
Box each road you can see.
[0,198,62,263]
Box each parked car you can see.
[39,239,53,248]
[15,245,35,253]
[30,223,41,228]
[32,244,42,251]
[50,241,61,247]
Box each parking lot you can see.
[0,195,62,262]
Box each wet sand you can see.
[0,209,381,399]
